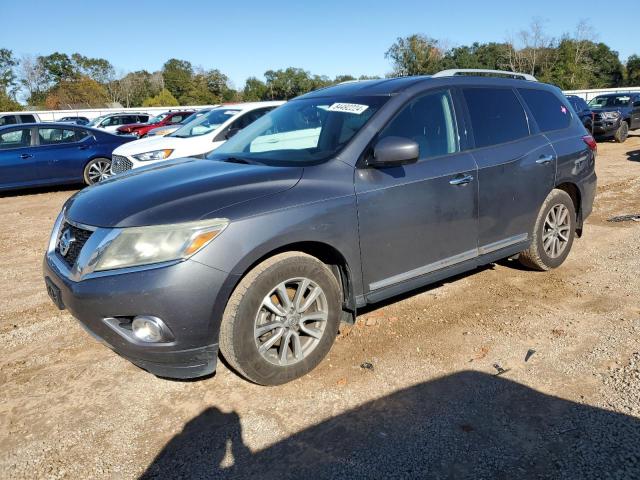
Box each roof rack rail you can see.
[432,69,537,82]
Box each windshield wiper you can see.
[220,156,263,165]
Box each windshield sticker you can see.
[327,103,369,115]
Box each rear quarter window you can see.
[519,89,571,132]
[462,87,530,148]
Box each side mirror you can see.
[368,136,419,168]
[634,101,640,107]
[225,127,241,140]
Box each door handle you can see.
[20,153,32,159]
[78,145,89,150]
[449,174,474,186]
[536,154,554,165]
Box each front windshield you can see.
[208,96,388,165]
[589,95,631,108]
[87,115,106,127]
[171,108,239,138]
[148,113,168,124]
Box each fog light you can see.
[132,316,165,342]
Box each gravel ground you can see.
[1,134,640,479]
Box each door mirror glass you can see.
[368,136,419,168]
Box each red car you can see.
[116,110,195,138]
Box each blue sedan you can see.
[0,123,136,191]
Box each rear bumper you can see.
[580,169,597,222]
[43,254,230,379]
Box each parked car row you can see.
[566,92,640,143]
[0,102,284,191]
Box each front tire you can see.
[519,189,576,271]
[83,157,112,185]
[614,121,629,143]
[219,252,342,385]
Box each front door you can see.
[355,89,478,295]
[0,127,40,188]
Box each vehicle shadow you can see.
[140,371,640,479]
[0,183,81,198]
[627,149,640,162]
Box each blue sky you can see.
[1,0,635,87]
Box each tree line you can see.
[1,19,638,112]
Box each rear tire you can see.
[519,189,576,271]
[83,157,112,185]
[614,121,629,143]
[219,252,342,385]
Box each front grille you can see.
[56,222,93,268]
[111,155,133,174]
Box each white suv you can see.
[87,113,150,133]
[110,101,283,174]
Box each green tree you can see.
[142,88,179,107]
[263,68,317,99]
[39,52,77,84]
[0,89,21,111]
[71,53,114,84]
[385,34,444,76]
[243,77,268,101]
[182,68,235,104]
[627,55,640,86]
[0,48,18,96]
[162,59,193,103]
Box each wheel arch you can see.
[223,241,357,324]
[555,182,582,237]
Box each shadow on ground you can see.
[628,149,640,162]
[140,371,640,479]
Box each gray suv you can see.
[44,70,597,385]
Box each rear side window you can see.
[19,114,36,123]
[519,89,571,132]
[379,90,459,159]
[38,128,80,145]
[463,88,529,148]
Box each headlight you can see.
[132,149,174,161]
[601,111,620,120]
[94,218,228,271]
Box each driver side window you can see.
[378,90,459,160]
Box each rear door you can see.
[0,127,38,187]
[35,127,93,181]
[461,86,555,253]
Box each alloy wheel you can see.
[254,277,328,366]
[87,160,111,184]
[543,203,571,258]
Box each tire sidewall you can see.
[229,256,341,385]
[83,157,111,185]
[533,191,576,269]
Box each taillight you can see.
[582,135,597,152]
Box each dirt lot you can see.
[1,136,640,479]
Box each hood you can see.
[65,158,303,228]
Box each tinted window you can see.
[73,129,91,142]
[463,88,529,148]
[379,90,459,159]
[0,128,31,149]
[19,114,36,123]
[38,128,79,145]
[233,108,274,130]
[0,115,17,126]
[519,89,571,132]
[169,115,185,123]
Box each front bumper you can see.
[592,118,620,136]
[43,253,232,379]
